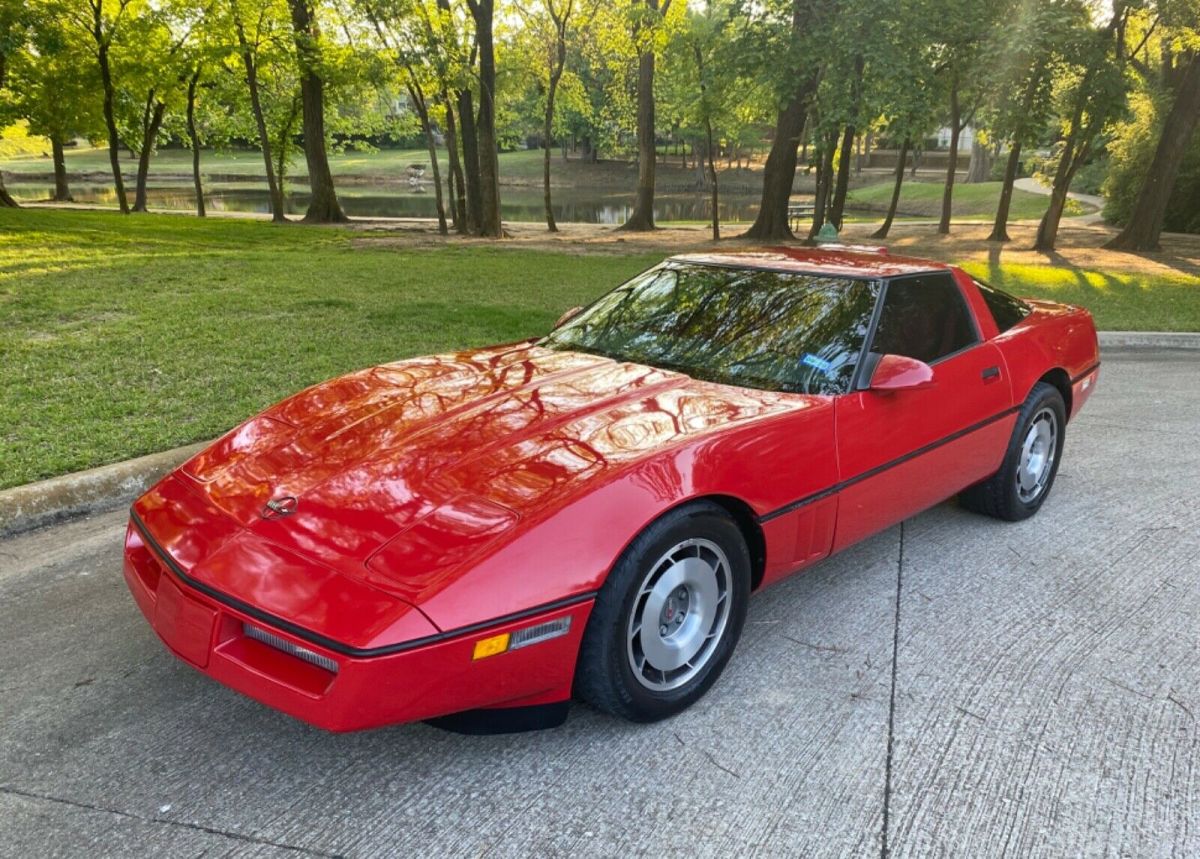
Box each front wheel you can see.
[575,501,751,722]
[960,381,1066,521]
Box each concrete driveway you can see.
[1,349,1197,858]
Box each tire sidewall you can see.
[1004,383,1067,517]
[585,504,751,722]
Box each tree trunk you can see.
[1033,92,1088,252]
[441,93,467,232]
[51,135,73,202]
[809,131,837,239]
[469,0,502,237]
[0,173,17,208]
[97,42,129,214]
[186,70,205,217]
[744,95,809,239]
[408,82,447,235]
[829,124,855,228]
[871,137,909,239]
[287,0,348,223]
[965,137,991,183]
[133,97,166,213]
[234,8,285,221]
[543,33,566,232]
[457,92,482,233]
[938,78,961,234]
[743,0,822,240]
[705,121,719,241]
[988,140,1023,242]
[621,44,658,231]
[1105,52,1200,251]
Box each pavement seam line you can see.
[880,520,905,859]
[0,784,344,858]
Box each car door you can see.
[832,271,1015,551]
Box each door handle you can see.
[982,366,1001,383]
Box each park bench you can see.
[788,201,815,232]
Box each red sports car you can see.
[124,246,1100,732]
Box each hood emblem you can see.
[262,495,298,519]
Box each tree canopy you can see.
[0,0,1195,247]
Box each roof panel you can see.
[669,246,951,279]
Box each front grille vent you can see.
[243,623,339,673]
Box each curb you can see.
[1,332,1197,539]
[1097,331,1200,350]
[0,441,209,539]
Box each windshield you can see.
[540,263,879,395]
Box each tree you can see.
[466,0,502,236]
[286,0,347,222]
[984,0,1084,242]
[5,2,103,203]
[516,0,595,232]
[1033,3,1128,252]
[926,0,1003,235]
[120,1,205,213]
[356,0,449,234]
[867,1,940,239]
[744,0,831,241]
[0,0,27,208]
[1106,2,1200,250]
[226,0,283,220]
[619,0,673,232]
[67,0,136,214]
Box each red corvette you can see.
[124,246,1100,732]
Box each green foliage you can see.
[1104,89,1200,232]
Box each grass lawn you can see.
[846,180,1084,220]
[2,208,1196,488]
[0,208,660,488]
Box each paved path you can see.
[1,350,1197,858]
[1014,177,1106,223]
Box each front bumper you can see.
[123,518,593,732]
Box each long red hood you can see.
[146,343,810,635]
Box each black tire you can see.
[960,381,1066,521]
[574,501,751,722]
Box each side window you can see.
[973,278,1032,333]
[871,273,978,364]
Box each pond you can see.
[9,181,771,224]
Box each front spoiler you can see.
[123,518,593,732]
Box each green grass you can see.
[846,180,1086,220]
[960,261,1200,332]
[1,208,1195,487]
[0,208,659,488]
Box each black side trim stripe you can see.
[129,509,597,660]
[1070,362,1101,384]
[757,405,1022,524]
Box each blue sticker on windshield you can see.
[802,353,833,373]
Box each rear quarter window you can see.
[974,279,1032,333]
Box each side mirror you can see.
[869,353,935,392]
[554,306,583,328]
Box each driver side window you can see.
[871,273,978,364]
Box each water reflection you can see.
[8,181,765,224]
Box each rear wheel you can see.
[575,501,750,722]
[960,381,1066,521]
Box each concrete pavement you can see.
[1,349,1197,857]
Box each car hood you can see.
[173,342,804,604]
